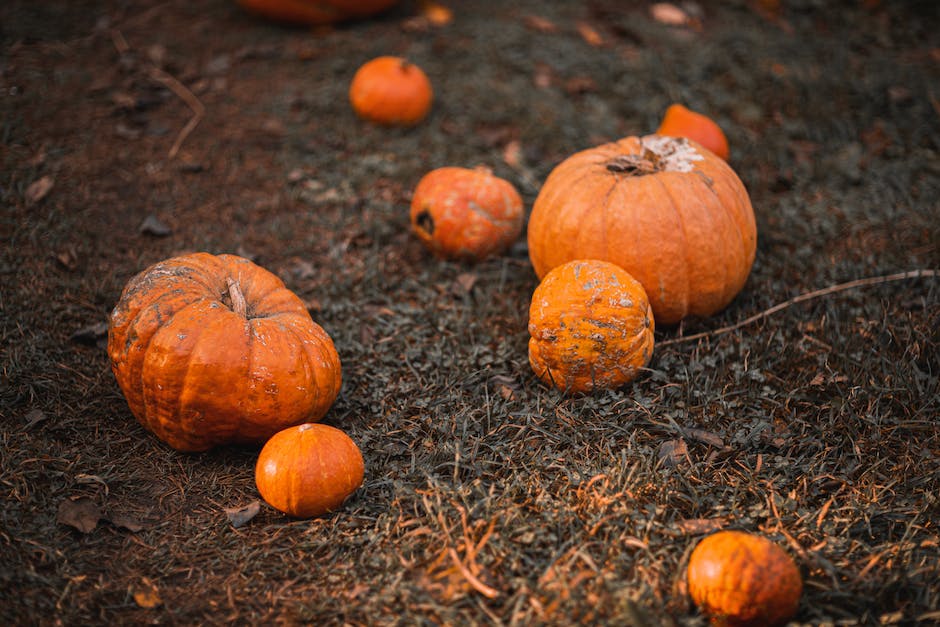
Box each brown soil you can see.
[2,1,939,624]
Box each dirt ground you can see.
[2,0,939,624]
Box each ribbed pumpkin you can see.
[349,56,433,126]
[687,530,803,627]
[410,166,523,262]
[107,253,342,453]
[528,259,654,394]
[657,103,730,161]
[527,134,757,325]
[236,0,399,25]
[255,423,364,519]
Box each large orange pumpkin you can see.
[528,259,654,394]
[255,423,364,519]
[236,0,399,25]
[687,530,803,627]
[107,253,342,453]
[410,166,523,262]
[527,134,757,325]
[349,56,433,127]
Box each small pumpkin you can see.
[236,0,399,25]
[687,530,803,627]
[410,166,523,262]
[528,259,654,394]
[107,253,342,453]
[255,423,364,518]
[349,56,433,126]
[656,103,730,160]
[527,134,757,325]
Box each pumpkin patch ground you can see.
[2,1,938,624]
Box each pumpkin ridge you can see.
[654,174,693,320]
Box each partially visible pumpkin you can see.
[410,166,523,262]
[528,259,654,394]
[527,134,757,325]
[349,56,433,126]
[687,530,803,627]
[255,423,364,518]
[107,253,342,453]
[236,0,399,25]
[656,103,730,161]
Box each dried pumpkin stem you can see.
[225,278,248,318]
[606,149,663,176]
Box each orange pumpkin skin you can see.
[656,103,730,161]
[527,134,756,325]
[687,530,803,627]
[528,260,654,394]
[410,166,524,262]
[255,423,364,518]
[107,253,342,453]
[236,0,399,25]
[349,56,433,126]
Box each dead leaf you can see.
[453,272,478,295]
[132,577,162,608]
[502,140,522,169]
[650,3,690,26]
[657,438,689,467]
[523,15,557,33]
[69,321,109,346]
[683,428,724,448]
[225,500,260,528]
[57,498,101,533]
[23,409,48,430]
[675,517,728,535]
[107,512,145,532]
[576,22,604,47]
[26,176,54,205]
[139,215,172,237]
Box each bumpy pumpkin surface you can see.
[528,259,654,394]
[687,530,803,627]
[410,166,523,262]
[657,103,730,160]
[527,134,756,325]
[107,253,342,453]
[255,423,364,518]
[349,56,433,126]
[236,0,399,25]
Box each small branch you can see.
[660,269,938,347]
[148,66,205,159]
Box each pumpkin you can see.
[526,134,757,325]
[107,253,342,453]
[255,423,364,518]
[236,0,399,25]
[687,530,803,627]
[656,103,730,161]
[349,56,433,126]
[528,259,654,394]
[410,166,523,262]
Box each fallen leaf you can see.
[139,215,172,237]
[69,321,109,346]
[453,272,478,295]
[650,3,690,26]
[523,15,557,33]
[26,176,54,205]
[57,498,101,533]
[132,577,162,608]
[675,517,728,535]
[502,140,523,169]
[225,500,260,528]
[576,22,604,47]
[107,512,145,532]
[657,438,689,467]
[23,409,48,429]
[683,428,724,448]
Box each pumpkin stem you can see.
[416,209,435,235]
[606,150,664,176]
[225,278,249,318]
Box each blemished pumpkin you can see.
[255,423,364,518]
[236,0,399,25]
[656,103,730,161]
[526,134,757,325]
[528,259,654,394]
[107,253,342,453]
[349,56,433,126]
[410,166,523,262]
[687,530,803,627]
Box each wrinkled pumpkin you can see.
[687,530,803,627]
[236,0,399,25]
[255,423,364,518]
[349,56,433,126]
[410,166,523,262]
[528,259,654,394]
[656,103,730,160]
[527,134,757,325]
[107,253,341,452]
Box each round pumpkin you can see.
[255,423,364,518]
[236,0,399,25]
[527,134,757,325]
[528,259,654,394]
[410,166,524,262]
[687,530,803,627]
[656,103,730,161]
[349,56,433,126]
[107,253,342,453]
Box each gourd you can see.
[236,0,399,25]
[656,103,730,161]
[527,134,756,325]
[107,253,341,452]
[349,56,433,126]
